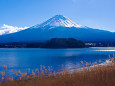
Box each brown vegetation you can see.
[0,56,115,86]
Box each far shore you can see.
[0,47,115,49]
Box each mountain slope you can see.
[0,15,114,43]
[32,15,83,28]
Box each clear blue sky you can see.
[0,0,115,32]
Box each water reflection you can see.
[0,48,114,72]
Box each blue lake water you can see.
[0,47,115,74]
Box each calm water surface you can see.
[0,47,115,73]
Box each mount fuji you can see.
[32,15,83,28]
[0,15,115,43]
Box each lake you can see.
[0,47,115,74]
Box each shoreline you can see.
[75,58,114,72]
[57,58,115,75]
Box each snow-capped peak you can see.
[33,15,83,28]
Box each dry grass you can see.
[0,63,115,86]
[0,55,115,86]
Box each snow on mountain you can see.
[0,15,83,36]
[0,15,114,43]
[0,24,29,35]
[32,15,83,29]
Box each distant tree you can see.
[42,38,85,48]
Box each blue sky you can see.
[0,0,115,32]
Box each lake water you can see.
[0,47,115,74]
